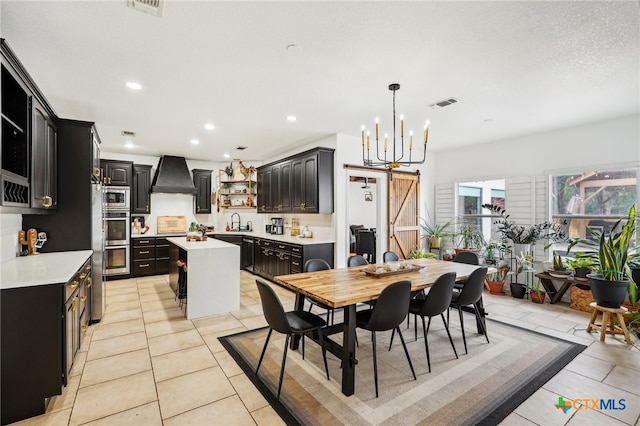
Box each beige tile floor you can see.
[11,271,640,425]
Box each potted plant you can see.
[565,256,596,279]
[486,266,510,295]
[482,204,568,255]
[420,218,452,249]
[483,241,498,265]
[454,223,485,254]
[587,205,637,309]
[407,247,437,259]
[530,278,546,303]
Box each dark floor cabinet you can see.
[252,237,333,280]
[131,237,170,277]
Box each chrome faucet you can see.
[230,213,241,231]
[246,220,253,232]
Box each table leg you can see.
[341,304,357,396]
[290,292,306,350]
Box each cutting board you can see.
[157,216,186,234]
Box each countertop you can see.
[1,250,92,290]
[166,237,241,251]
[136,231,335,245]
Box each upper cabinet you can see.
[257,147,334,214]
[101,160,132,186]
[31,100,57,210]
[1,40,59,212]
[193,169,212,214]
[132,164,152,214]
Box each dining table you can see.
[273,258,496,396]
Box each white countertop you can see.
[166,237,240,251]
[1,250,92,290]
[139,231,335,245]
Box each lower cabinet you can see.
[252,237,333,280]
[1,256,91,425]
[131,237,172,276]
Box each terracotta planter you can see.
[454,248,476,255]
[487,280,505,295]
[588,273,629,309]
[530,292,546,304]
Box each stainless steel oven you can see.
[103,186,130,210]
[104,210,130,275]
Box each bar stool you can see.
[586,302,631,345]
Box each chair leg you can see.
[473,303,490,344]
[318,328,330,380]
[277,334,291,401]
[371,331,379,398]
[396,326,417,381]
[441,313,458,359]
[302,334,305,360]
[414,314,418,341]
[458,305,468,355]
[256,328,273,375]
[388,328,395,351]
[422,316,431,373]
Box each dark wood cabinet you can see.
[30,100,57,210]
[193,169,212,214]
[131,237,171,276]
[252,237,333,280]
[101,159,132,186]
[257,147,334,214]
[155,238,170,274]
[132,164,152,213]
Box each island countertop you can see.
[166,236,238,251]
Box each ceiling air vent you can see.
[430,97,459,109]
[235,146,248,151]
[127,0,164,17]
[121,130,136,137]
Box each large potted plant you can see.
[587,205,637,309]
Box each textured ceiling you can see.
[1,1,638,162]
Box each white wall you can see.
[0,214,22,262]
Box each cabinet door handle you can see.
[292,261,300,266]
[139,250,150,254]
[93,167,101,177]
[69,280,79,289]
[139,240,150,244]
[81,325,88,333]
[72,296,79,311]
[139,263,150,268]
[87,277,92,288]
[146,205,149,211]
[38,195,53,207]
[79,273,87,279]
[80,295,87,302]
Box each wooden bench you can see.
[534,273,590,304]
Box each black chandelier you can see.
[361,83,429,169]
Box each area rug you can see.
[219,318,585,425]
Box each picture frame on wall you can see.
[365,191,373,201]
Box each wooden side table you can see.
[535,273,590,304]
[586,302,631,345]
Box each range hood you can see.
[150,155,197,194]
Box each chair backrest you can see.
[419,272,456,316]
[255,279,292,334]
[347,255,369,267]
[383,251,400,262]
[364,280,411,331]
[356,230,376,261]
[455,267,488,306]
[304,258,331,272]
[453,251,479,265]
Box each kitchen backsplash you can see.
[1,214,22,262]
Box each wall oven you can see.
[104,211,130,275]
[103,186,130,210]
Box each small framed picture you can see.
[365,192,373,201]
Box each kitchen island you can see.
[166,237,240,320]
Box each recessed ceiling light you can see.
[223,153,230,159]
[190,139,199,145]
[204,123,215,130]
[286,115,297,122]
[126,81,142,90]
[124,141,135,149]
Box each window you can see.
[551,167,638,247]
[457,180,505,243]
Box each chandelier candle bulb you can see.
[367,132,370,149]
[361,126,365,145]
[409,131,413,150]
[375,118,379,140]
[384,134,388,152]
[400,114,404,137]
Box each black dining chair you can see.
[390,272,458,372]
[355,280,416,397]
[255,279,330,400]
[448,267,489,354]
[303,259,335,324]
[453,251,479,290]
[347,254,369,267]
[356,230,376,263]
[383,251,400,262]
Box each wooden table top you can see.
[273,259,495,308]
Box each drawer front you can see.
[133,260,156,275]
[275,242,290,252]
[133,247,156,260]
[290,255,302,273]
[155,245,170,259]
[155,237,169,246]
[133,238,154,247]
[290,244,302,255]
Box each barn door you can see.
[387,172,420,258]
